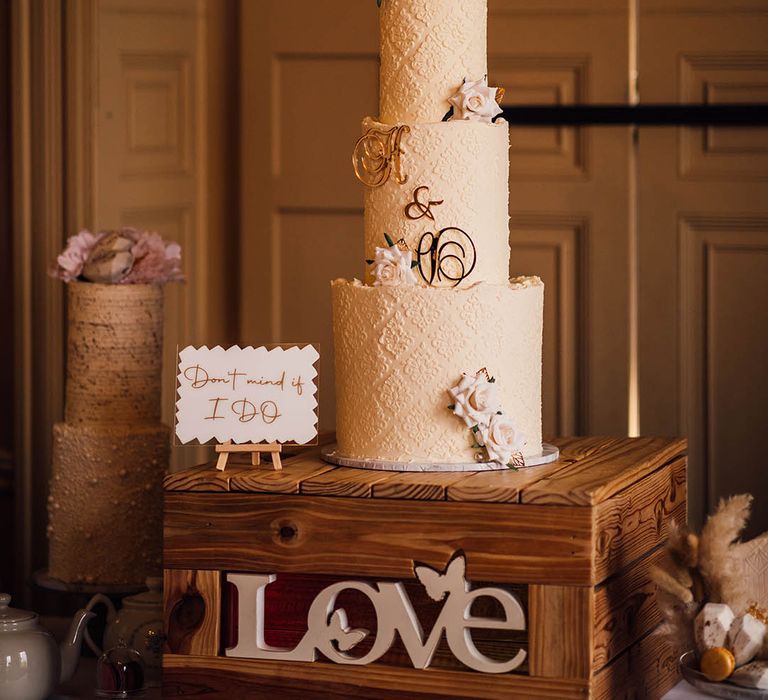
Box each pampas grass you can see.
[652,494,755,654]
[699,494,753,611]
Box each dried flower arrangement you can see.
[651,494,768,691]
[51,228,184,285]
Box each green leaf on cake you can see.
[447,404,456,411]
[411,260,419,268]
[384,232,395,247]
[471,425,479,433]
[506,463,520,472]
[472,443,482,449]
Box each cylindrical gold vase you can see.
[48,282,168,585]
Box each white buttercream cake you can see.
[331,0,544,468]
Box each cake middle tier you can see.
[362,117,510,287]
[331,277,543,464]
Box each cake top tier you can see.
[379,0,488,124]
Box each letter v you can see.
[376,582,447,669]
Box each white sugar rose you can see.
[448,78,503,123]
[449,371,501,428]
[481,413,525,466]
[372,244,418,287]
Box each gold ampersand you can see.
[404,186,444,222]
[352,125,410,188]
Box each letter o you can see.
[306,582,395,666]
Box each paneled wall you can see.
[638,0,768,534]
[489,0,631,438]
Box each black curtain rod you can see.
[501,104,768,126]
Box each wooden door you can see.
[489,0,632,438]
[240,1,378,431]
[638,0,768,533]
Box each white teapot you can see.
[85,577,163,669]
[0,592,95,700]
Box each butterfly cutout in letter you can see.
[327,609,369,652]
[414,551,468,602]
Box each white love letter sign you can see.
[226,552,527,674]
[175,345,319,445]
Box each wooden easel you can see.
[215,441,283,471]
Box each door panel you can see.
[490,0,631,437]
[639,0,768,533]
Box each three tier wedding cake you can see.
[330,0,546,470]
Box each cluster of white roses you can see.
[368,233,419,287]
[448,370,525,469]
[448,78,503,124]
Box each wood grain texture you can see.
[593,546,665,671]
[594,456,687,582]
[165,493,593,584]
[443,437,623,503]
[164,463,248,492]
[299,466,399,497]
[164,569,221,656]
[372,470,471,500]
[446,460,574,503]
[529,584,593,679]
[229,453,334,494]
[592,627,679,700]
[163,654,590,699]
[551,436,625,461]
[522,437,686,506]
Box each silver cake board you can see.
[321,442,559,473]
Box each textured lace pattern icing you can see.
[331,279,543,463]
[380,0,487,123]
[363,118,509,286]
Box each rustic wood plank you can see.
[163,654,590,699]
[594,456,687,582]
[372,470,471,500]
[164,493,594,584]
[593,546,665,671]
[445,437,629,503]
[230,454,335,494]
[164,569,221,655]
[550,436,626,462]
[446,460,574,503]
[522,437,687,506]
[164,463,253,492]
[300,465,399,497]
[592,626,679,700]
[529,585,593,679]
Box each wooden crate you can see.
[163,436,686,699]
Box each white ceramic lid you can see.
[124,577,162,607]
[0,593,37,625]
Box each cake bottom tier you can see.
[47,422,169,585]
[331,277,543,465]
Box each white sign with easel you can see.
[175,345,319,471]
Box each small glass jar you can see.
[95,641,145,698]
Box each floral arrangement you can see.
[651,495,768,690]
[51,228,184,285]
[448,369,525,469]
[366,233,418,287]
[446,78,504,124]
